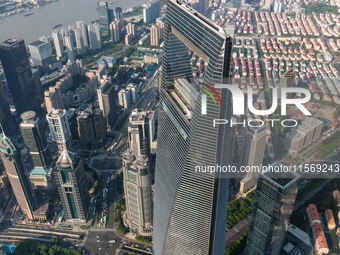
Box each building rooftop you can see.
[308,204,321,222]
[29,167,50,176]
[0,38,22,48]
[29,40,46,47]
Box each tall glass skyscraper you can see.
[153,1,233,254]
[0,39,41,115]
[97,2,110,37]
[0,70,16,136]
[245,168,299,255]
[0,134,37,219]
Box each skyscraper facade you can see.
[110,19,121,43]
[0,39,41,115]
[76,20,89,48]
[126,22,137,37]
[115,7,123,22]
[143,0,160,24]
[28,40,53,73]
[51,30,63,59]
[87,23,102,50]
[128,109,155,158]
[150,25,159,46]
[64,32,75,62]
[245,169,299,255]
[20,111,52,169]
[123,151,153,236]
[74,29,86,55]
[0,70,16,136]
[46,109,73,153]
[53,150,89,222]
[0,134,37,219]
[97,1,110,37]
[153,1,233,254]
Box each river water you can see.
[0,0,146,43]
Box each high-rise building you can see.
[77,107,106,146]
[150,25,159,46]
[156,19,164,40]
[97,78,118,131]
[128,109,155,158]
[51,30,63,59]
[110,19,121,43]
[76,20,89,48]
[123,151,153,236]
[153,1,233,254]
[143,0,160,24]
[97,1,110,37]
[44,86,64,114]
[28,40,53,73]
[87,23,102,50]
[64,32,75,62]
[0,133,37,219]
[0,39,42,115]
[126,22,136,37]
[74,29,86,55]
[239,124,266,194]
[115,7,123,22]
[245,168,299,255]
[20,111,52,169]
[53,150,89,222]
[125,34,133,46]
[0,70,16,136]
[47,109,73,153]
[118,88,131,109]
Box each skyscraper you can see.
[51,30,63,59]
[76,20,89,48]
[153,1,233,254]
[0,39,41,115]
[64,32,75,62]
[97,1,110,37]
[47,109,73,153]
[87,23,102,50]
[156,19,164,40]
[0,70,16,136]
[74,29,86,55]
[143,0,160,24]
[97,78,118,131]
[53,150,89,222]
[239,124,266,194]
[110,19,121,43]
[123,151,153,236]
[20,111,52,169]
[128,109,155,158]
[0,133,37,219]
[115,7,123,22]
[245,168,299,255]
[126,22,136,37]
[28,40,53,73]
[150,25,159,46]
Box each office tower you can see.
[127,22,136,37]
[128,109,155,158]
[47,109,73,153]
[239,124,266,194]
[0,39,41,116]
[74,29,86,55]
[153,1,233,254]
[118,88,131,109]
[68,25,77,45]
[150,25,159,46]
[143,0,160,24]
[44,86,64,114]
[64,32,75,62]
[110,19,121,42]
[156,19,164,40]
[97,78,118,131]
[53,150,89,222]
[123,151,153,235]
[0,70,16,136]
[51,30,63,59]
[28,40,53,73]
[77,107,106,146]
[20,111,52,169]
[87,23,102,50]
[97,1,110,37]
[245,169,299,255]
[0,133,37,219]
[76,20,89,48]
[115,7,123,22]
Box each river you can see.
[0,0,146,43]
